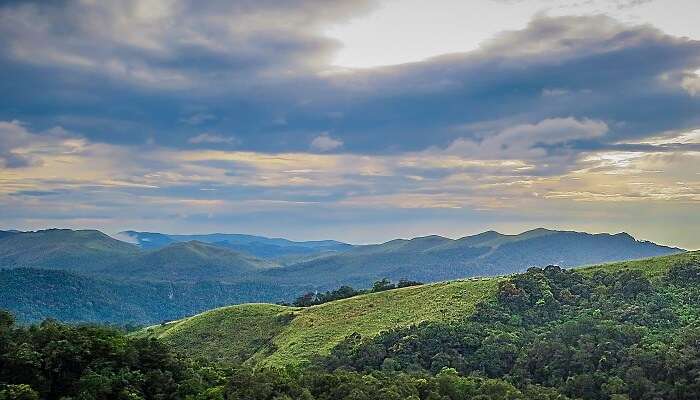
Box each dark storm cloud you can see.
[0,2,699,159]
[321,14,700,153]
[0,0,377,145]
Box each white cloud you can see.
[0,117,698,248]
[0,120,85,168]
[542,88,570,97]
[110,231,139,244]
[310,132,343,152]
[188,133,238,145]
[180,113,216,126]
[447,117,609,160]
[0,0,376,88]
[682,71,700,96]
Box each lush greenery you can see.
[322,256,700,399]
[139,277,502,366]
[0,311,231,400]
[291,279,423,307]
[136,304,297,365]
[142,252,700,367]
[0,310,577,400]
[0,268,298,325]
[4,251,700,399]
[0,310,609,400]
[0,228,683,326]
[220,366,564,400]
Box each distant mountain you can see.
[117,230,353,259]
[105,241,278,282]
[0,230,19,240]
[0,228,683,287]
[0,227,685,324]
[0,268,304,325]
[0,230,284,282]
[0,229,139,271]
[268,228,684,288]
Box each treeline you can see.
[290,278,423,307]
[0,309,555,400]
[4,262,700,399]
[0,311,231,400]
[322,263,700,400]
[223,366,560,400]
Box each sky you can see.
[0,0,699,248]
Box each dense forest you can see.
[323,263,700,399]
[3,259,700,399]
[0,268,296,325]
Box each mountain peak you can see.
[411,235,451,242]
[613,232,635,240]
[520,227,556,235]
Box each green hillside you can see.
[139,251,699,366]
[0,229,139,271]
[143,304,295,364]
[139,277,502,366]
[579,249,700,278]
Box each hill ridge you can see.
[138,251,699,366]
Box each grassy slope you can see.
[579,250,700,279]
[258,277,501,366]
[140,304,295,364]
[140,251,699,366]
[139,277,502,366]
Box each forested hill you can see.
[0,228,681,284]
[0,229,280,282]
[0,227,685,325]
[0,268,297,324]
[0,229,140,271]
[139,251,700,367]
[267,228,684,287]
[3,251,700,400]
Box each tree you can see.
[0,310,14,329]
[372,279,395,292]
[0,385,39,400]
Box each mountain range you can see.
[263,228,684,287]
[0,227,684,324]
[116,230,352,260]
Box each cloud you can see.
[614,0,655,9]
[188,133,238,145]
[682,71,700,96]
[0,120,87,168]
[110,231,139,244]
[0,5,699,246]
[180,113,216,126]
[0,120,35,168]
[0,119,698,247]
[542,88,570,97]
[310,133,343,152]
[0,0,377,88]
[0,9,698,154]
[447,117,608,159]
